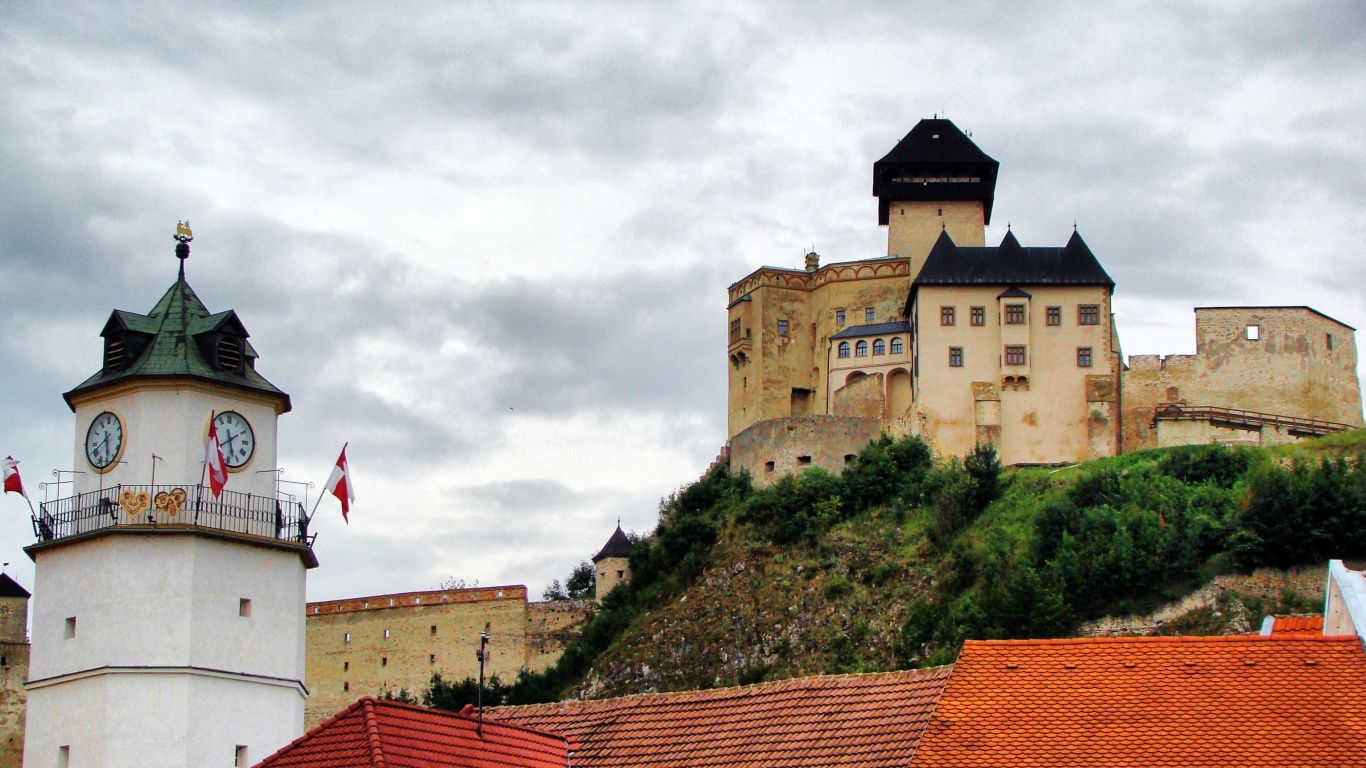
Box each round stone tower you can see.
[22,232,316,768]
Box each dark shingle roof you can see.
[592,525,633,562]
[914,229,1114,288]
[873,119,1000,226]
[64,271,289,411]
[0,573,29,598]
[831,321,911,340]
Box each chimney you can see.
[805,251,820,272]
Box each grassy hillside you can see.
[499,430,1366,703]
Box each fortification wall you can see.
[729,415,882,487]
[1122,308,1363,451]
[303,586,589,729]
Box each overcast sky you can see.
[1,2,1363,602]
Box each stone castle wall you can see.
[303,586,589,729]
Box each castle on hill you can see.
[725,119,1363,481]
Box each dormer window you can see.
[217,337,243,371]
[104,337,126,372]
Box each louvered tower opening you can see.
[104,337,125,372]
[217,337,242,371]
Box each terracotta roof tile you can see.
[254,697,570,768]
[911,635,1366,768]
[489,668,951,768]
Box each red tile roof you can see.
[254,697,571,768]
[1270,614,1325,636]
[911,635,1366,768]
[489,668,952,768]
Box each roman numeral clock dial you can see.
[213,411,256,469]
[84,411,125,471]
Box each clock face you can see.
[213,411,255,469]
[85,411,125,471]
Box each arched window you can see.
[855,340,868,357]
[872,339,886,355]
[890,337,904,354]
[838,341,850,358]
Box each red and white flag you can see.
[205,414,229,498]
[2,456,27,500]
[324,444,354,523]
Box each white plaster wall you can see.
[29,535,305,681]
[72,386,279,499]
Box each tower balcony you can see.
[28,484,317,566]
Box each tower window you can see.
[65,617,76,639]
[239,598,252,617]
[949,347,964,367]
[1077,347,1093,367]
[873,339,886,355]
[970,307,986,326]
[1005,304,1026,325]
[1005,345,1027,366]
[217,337,243,370]
[1046,306,1061,326]
[891,338,904,355]
[777,319,789,336]
[940,306,956,326]
[835,309,846,325]
[855,341,868,357]
[1078,305,1100,325]
[838,342,851,359]
[865,307,876,323]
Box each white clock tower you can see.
[23,228,317,768]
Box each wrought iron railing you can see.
[33,484,313,547]
[1151,403,1357,436]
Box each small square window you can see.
[949,347,964,367]
[835,309,846,325]
[239,598,252,618]
[1005,345,1027,366]
[777,319,789,336]
[1246,324,1260,341]
[64,617,76,639]
[865,307,876,323]
[1046,307,1061,326]
[1079,305,1100,325]
[235,746,249,767]
[940,306,956,326]
[1077,347,1093,367]
[1005,304,1026,324]
[970,307,985,326]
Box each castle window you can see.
[1005,304,1026,325]
[949,347,963,367]
[1078,305,1100,325]
[217,336,243,370]
[941,306,956,326]
[836,309,846,325]
[1077,347,1093,367]
[1046,306,1061,326]
[855,341,868,357]
[1246,324,1260,341]
[730,318,741,343]
[1005,345,1027,366]
[838,342,851,359]
[777,319,789,336]
[865,307,876,323]
[873,339,886,355]
[891,338,904,354]
[970,307,985,326]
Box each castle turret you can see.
[591,525,633,599]
[23,229,315,768]
[873,118,998,275]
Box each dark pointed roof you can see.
[64,268,289,412]
[914,230,1114,288]
[873,119,1000,225]
[0,573,30,598]
[592,525,633,562]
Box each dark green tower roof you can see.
[64,264,290,412]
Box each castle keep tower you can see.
[873,118,998,275]
[22,232,316,768]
